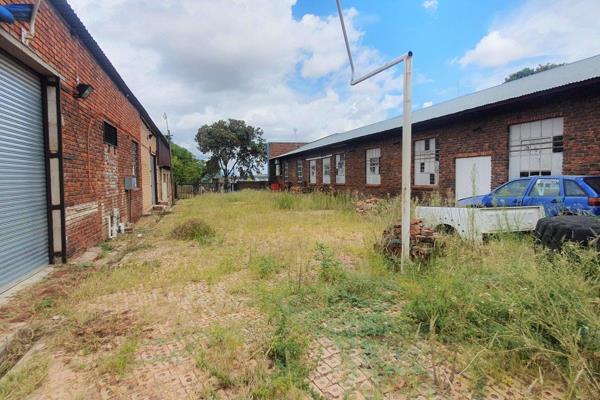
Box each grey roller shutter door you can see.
[0,52,49,292]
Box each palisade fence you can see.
[175,184,215,199]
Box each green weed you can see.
[171,219,216,244]
[315,243,346,283]
[100,339,139,377]
[249,255,286,279]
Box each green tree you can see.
[195,119,267,188]
[504,62,565,82]
[171,143,206,185]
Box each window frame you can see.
[322,157,331,184]
[366,148,381,185]
[103,122,118,147]
[564,180,587,197]
[131,140,139,179]
[530,178,561,197]
[494,178,531,197]
[414,138,438,186]
[335,153,345,185]
[275,159,281,177]
[296,160,303,183]
[309,160,317,184]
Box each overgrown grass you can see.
[273,191,355,212]
[0,356,48,400]
[404,235,600,395]
[6,190,597,398]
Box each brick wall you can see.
[1,0,146,257]
[268,142,308,159]
[271,84,600,198]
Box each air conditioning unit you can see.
[124,176,137,190]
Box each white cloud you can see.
[459,0,600,68]
[68,0,404,154]
[422,0,439,13]
[422,101,433,108]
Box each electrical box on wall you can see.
[124,176,137,190]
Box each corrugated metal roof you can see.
[278,54,600,158]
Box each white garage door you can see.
[455,156,491,200]
[0,52,49,292]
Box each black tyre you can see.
[535,216,600,251]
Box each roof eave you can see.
[273,77,600,159]
[48,0,167,143]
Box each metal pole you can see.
[401,54,413,271]
[335,0,413,269]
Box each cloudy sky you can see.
[69,0,600,156]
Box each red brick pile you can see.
[355,197,382,214]
[380,218,439,260]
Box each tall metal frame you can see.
[335,0,413,270]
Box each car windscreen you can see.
[584,177,600,195]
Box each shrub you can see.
[171,219,215,244]
[249,255,285,279]
[315,243,346,284]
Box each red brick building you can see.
[270,55,600,200]
[0,0,171,291]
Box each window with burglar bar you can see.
[366,148,380,185]
[103,122,117,147]
[296,160,303,182]
[509,118,563,179]
[131,141,138,179]
[414,138,439,186]
[336,154,345,184]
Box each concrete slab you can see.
[0,265,55,307]
[72,246,102,265]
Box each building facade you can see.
[270,56,600,200]
[0,0,172,291]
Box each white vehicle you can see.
[415,205,546,242]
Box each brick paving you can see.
[307,337,568,400]
[23,275,570,400]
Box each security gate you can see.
[0,52,49,291]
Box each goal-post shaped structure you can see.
[335,0,413,269]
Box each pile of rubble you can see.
[355,197,383,214]
[380,218,439,260]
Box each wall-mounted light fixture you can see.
[75,83,94,99]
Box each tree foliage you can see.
[504,63,565,83]
[195,119,267,184]
[171,143,206,185]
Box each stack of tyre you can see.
[535,216,600,251]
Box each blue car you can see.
[458,176,600,216]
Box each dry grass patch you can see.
[0,325,45,379]
[0,355,48,400]
[59,310,144,355]
[186,322,273,397]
